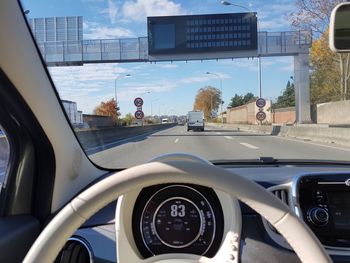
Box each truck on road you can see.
[187,111,204,131]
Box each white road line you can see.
[275,136,350,152]
[174,138,179,143]
[224,136,233,140]
[240,142,259,149]
[216,132,222,135]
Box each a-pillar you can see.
[294,53,312,123]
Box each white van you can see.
[187,111,204,131]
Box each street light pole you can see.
[114,74,131,106]
[220,1,250,11]
[258,57,262,98]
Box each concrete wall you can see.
[226,100,271,124]
[317,100,350,125]
[208,122,350,146]
[272,107,296,124]
[76,123,177,150]
[83,114,114,128]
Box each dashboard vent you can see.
[263,185,293,250]
[54,237,93,263]
[271,188,289,207]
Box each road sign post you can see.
[256,98,266,108]
[134,97,144,107]
[256,111,266,122]
[256,98,266,124]
[135,110,144,120]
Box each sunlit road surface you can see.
[90,125,350,168]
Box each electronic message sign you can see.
[148,13,258,56]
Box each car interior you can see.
[1,1,350,263]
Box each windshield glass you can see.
[21,0,350,168]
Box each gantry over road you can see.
[38,31,311,66]
[37,30,312,124]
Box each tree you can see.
[229,94,244,108]
[229,92,257,108]
[93,98,120,123]
[123,113,133,126]
[310,30,343,103]
[273,80,296,108]
[290,0,342,34]
[193,86,221,119]
[290,0,350,101]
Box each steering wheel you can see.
[23,158,331,263]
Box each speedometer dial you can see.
[133,184,224,258]
[153,197,202,248]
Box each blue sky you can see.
[22,0,297,116]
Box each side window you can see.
[0,125,10,189]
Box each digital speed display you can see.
[153,197,202,248]
[148,12,258,55]
[133,184,224,258]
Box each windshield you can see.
[21,0,350,168]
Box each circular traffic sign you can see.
[256,111,266,121]
[134,97,144,107]
[135,110,144,120]
[256,98,266,108]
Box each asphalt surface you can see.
[0,136,10,182]
[90,125,350,168]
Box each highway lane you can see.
[90,125,350,168]
[0,136,10,182]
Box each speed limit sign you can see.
[256,111,266,121]
[135,110,144,120]
[134,97,144,107]
[256,98,266,108]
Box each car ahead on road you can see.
[187,111,205,131]
[1,1,350,263]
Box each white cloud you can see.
[48,64,130,113]
[122,0,184,22]
[258,3,295,31]
[83,21,135,39]
[118,81,176,102]
[180,72,230,84]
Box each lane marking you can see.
[224,136,233,140]
[174,138,179,143]
[216,132,222,135]
[240,142,259,149]
[274,136,350,152]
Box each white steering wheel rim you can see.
[24,160,331,263]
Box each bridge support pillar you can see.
[294,53,312,124]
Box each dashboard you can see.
[59,165,350,263]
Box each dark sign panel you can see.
[148,13,257,55]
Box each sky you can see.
[22,0,297,117]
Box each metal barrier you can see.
[39,31,311,66]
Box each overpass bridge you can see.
[36,30,312,124]
[37,30,311,66]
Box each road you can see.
[90,125,350,168]
[0,136,10,182]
